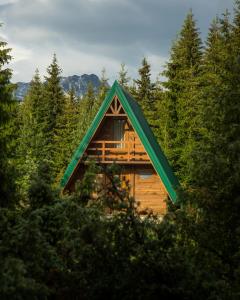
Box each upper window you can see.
[138,169,153,180]
[113,119,125,148]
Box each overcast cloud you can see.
[0,0,234,83]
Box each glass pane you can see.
[114,120,125,148]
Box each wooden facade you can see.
[86,97,150,164]
[62,81,179,215]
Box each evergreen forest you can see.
[1,2,240,299]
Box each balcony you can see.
[86,140,151,164]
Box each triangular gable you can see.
[61,81,180,203]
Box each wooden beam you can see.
[114,96,118,113]
[116,102,123,114]
[110,103,115,114]
[94,161,152,165]
[105,113,127,117]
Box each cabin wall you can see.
[133,166,167,214]
[118,165,167,214]
[66,164,167,215]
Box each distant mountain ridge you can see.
[14,73,103,101]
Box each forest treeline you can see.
[1,1,240,299]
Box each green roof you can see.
[61,81,180,203]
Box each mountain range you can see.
[14,74,103,101]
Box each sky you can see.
[0,0,234,83]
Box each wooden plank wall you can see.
[103,165,167,214]
[67,164,167,215]
[133,166,167,214]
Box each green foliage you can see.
[0,163,196,299]
[152,78,165,143]
[118,63,130,88]
[16,69,44,197]
[73,83,97,153]
[54,87,79,183]
[134,58,156,127]
[42,54,66,178]
[161,11,203,183]
[183,11,240,297]
[97,67,109,106]
[0,25,17,207]
[28,162,57,209]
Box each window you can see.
[113,119,125,148]
[138,169,153,180]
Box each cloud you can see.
[0,0,234,82]
[0,0,18,5]
[10,43,32,62]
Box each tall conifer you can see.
[186,12,240,291]
[17,70,44,195]
[0,28,16,206]
[54,87,79,182]
[162,11,202,182]
[118,63,130,88]
[134,58,155,126]
[20,70,44,158]
[97,68,109,105]
[42,54,65,178]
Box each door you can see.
[133,166,167,214]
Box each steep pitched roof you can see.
[61,81,180,203]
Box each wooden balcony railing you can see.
[86,140,150,163]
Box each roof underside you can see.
[61,81,180,203]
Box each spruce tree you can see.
[85,82,96,117]
[20,69,44,156]
[153,78,166,144]
[16,70,44,195]
[118,63,130,88]
[186,11,240,295]
[74,82,97,145]
[192,13,234,190]
[42,54,65,179]
[54,87,79,183]
[97,68,109,106]
[134,58,155,126]
[162,11,202,182]
[0,28,16,207]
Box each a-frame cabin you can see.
[61,81,179,214]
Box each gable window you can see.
[138,169,153,180]
[113,119,125,148]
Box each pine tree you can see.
[42,54,65,179]
[0,28,16,207]
[134,58,155,126]
[162,11,202,182]
[134,57,155,106]
[118,63,130,88]
[192,13,234,190]
[74,82,97,145]
[185,11,240,294]
[20,69,44,157]
[97,68,109,107]
[153,78,166,144]
[54,87,79,183]
[16,70,44,196]
[85,82,96,117]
